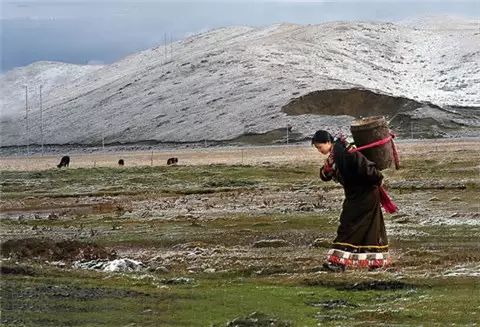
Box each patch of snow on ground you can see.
[443,264,480,277]
[417,216,480,226]
[73,258,144,272]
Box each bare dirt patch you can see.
[1,238,115,262]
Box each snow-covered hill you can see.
[0,61,104,117]
[1,18,479,147]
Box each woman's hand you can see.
[323,155,334,173]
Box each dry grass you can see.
[1,138,480,326]
[1,138,478,172]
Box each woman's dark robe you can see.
[320,141,388,255]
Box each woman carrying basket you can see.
[312,130,392,272]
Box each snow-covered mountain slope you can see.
[0,61,104,117]
[1,18,479,146]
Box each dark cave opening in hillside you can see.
[281,88,427,118]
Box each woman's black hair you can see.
[311,130,334,144]
[312,130,353,180]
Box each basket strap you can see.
[349,132,400,170]
[379,185,398,213]
[350,135,392,152]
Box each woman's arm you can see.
[320,156,335,181]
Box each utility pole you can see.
[102,130,105,152]
[286,124,292,145]
[25,85,29,156]
[170,33,173,60]
[40,85,44,156]
[102,118,105,152]
[164,32,167,62]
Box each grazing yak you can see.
[118,159,125,166]
[167,157,178,165]
[57,156,70,168]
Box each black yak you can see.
[57,156,70,168]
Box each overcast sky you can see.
[1,0,479,72]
